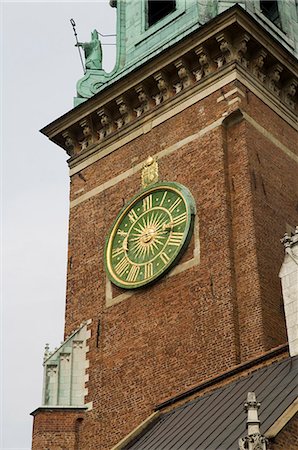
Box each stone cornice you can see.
[41,6,298,165]
[30,406,87,416]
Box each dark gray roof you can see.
[126,356,298,450]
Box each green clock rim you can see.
[104,182,196,289]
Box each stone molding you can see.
[265,397,298,439]
[41,9,298,164]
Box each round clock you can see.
[104,182,195,289]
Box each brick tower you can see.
[31,1,298,449]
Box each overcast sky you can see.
[2,2,116,448]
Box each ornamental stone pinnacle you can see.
[43,343,50,361]
[279,226,298,357]
[141,156,158,189]
[280,226,298,249]
[238,392,268,450]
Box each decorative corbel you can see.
[216,32,233,68]
[234,33,250,68]
[193,45,214,81]
[267,64,283,96]
[115,96,133,129]
[134,84,152,117]
[96,107,114,140]
[79,118,94,151]
[174,58,193,93]
[282,78,298,110]
[62,130,77,157]
[251,49,267,83]
[153,72,172,105]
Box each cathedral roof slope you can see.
[126,356,298,450]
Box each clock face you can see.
[105,182,195,289]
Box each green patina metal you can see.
[77,29,103,70]
[74,0,298,106]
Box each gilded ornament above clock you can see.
[104,181,195,289]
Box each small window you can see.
[260,1,281,28]
[147,0,176,27]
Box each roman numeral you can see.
[168,232,184,246]
[160,252,170,264]
[172,212,187,227]
[128,209,138,223]
[144,262,153,279]
[117,229,127,237]
[169,197,182,213]
[115,256,130,276]
[160,191,168,207]
[143,195,153,211]
[127,265,140,282]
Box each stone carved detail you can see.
[267,64,283,95]
[44,343,50,361]
[141,156,158,188]
[282,78,298,110]
[60,353,71,362]
[281,226,298,259]
[73,340,84,349]
[97,108,114,140]
[281,232,292,248]
[47,365,58,376]
[115,96,133,129]
[62,131,77,157]
[216,32,233,68]
[79,118,94,151]
[239,434,268,450]
[234,33,250,68]
[174,59,193,93]
[193,45,214,81]
[57,28,296,157]
[251,50,267,82]
[134,85,151,117]
[153,72,172,105]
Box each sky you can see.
[1,2,116,448]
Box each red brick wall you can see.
[32,409,84,450]
[35,81,296,448]
[244,93,297,352]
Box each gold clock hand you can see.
[123,235,128,252]
[162,221,174,231]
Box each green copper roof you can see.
[74,0,298,106]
